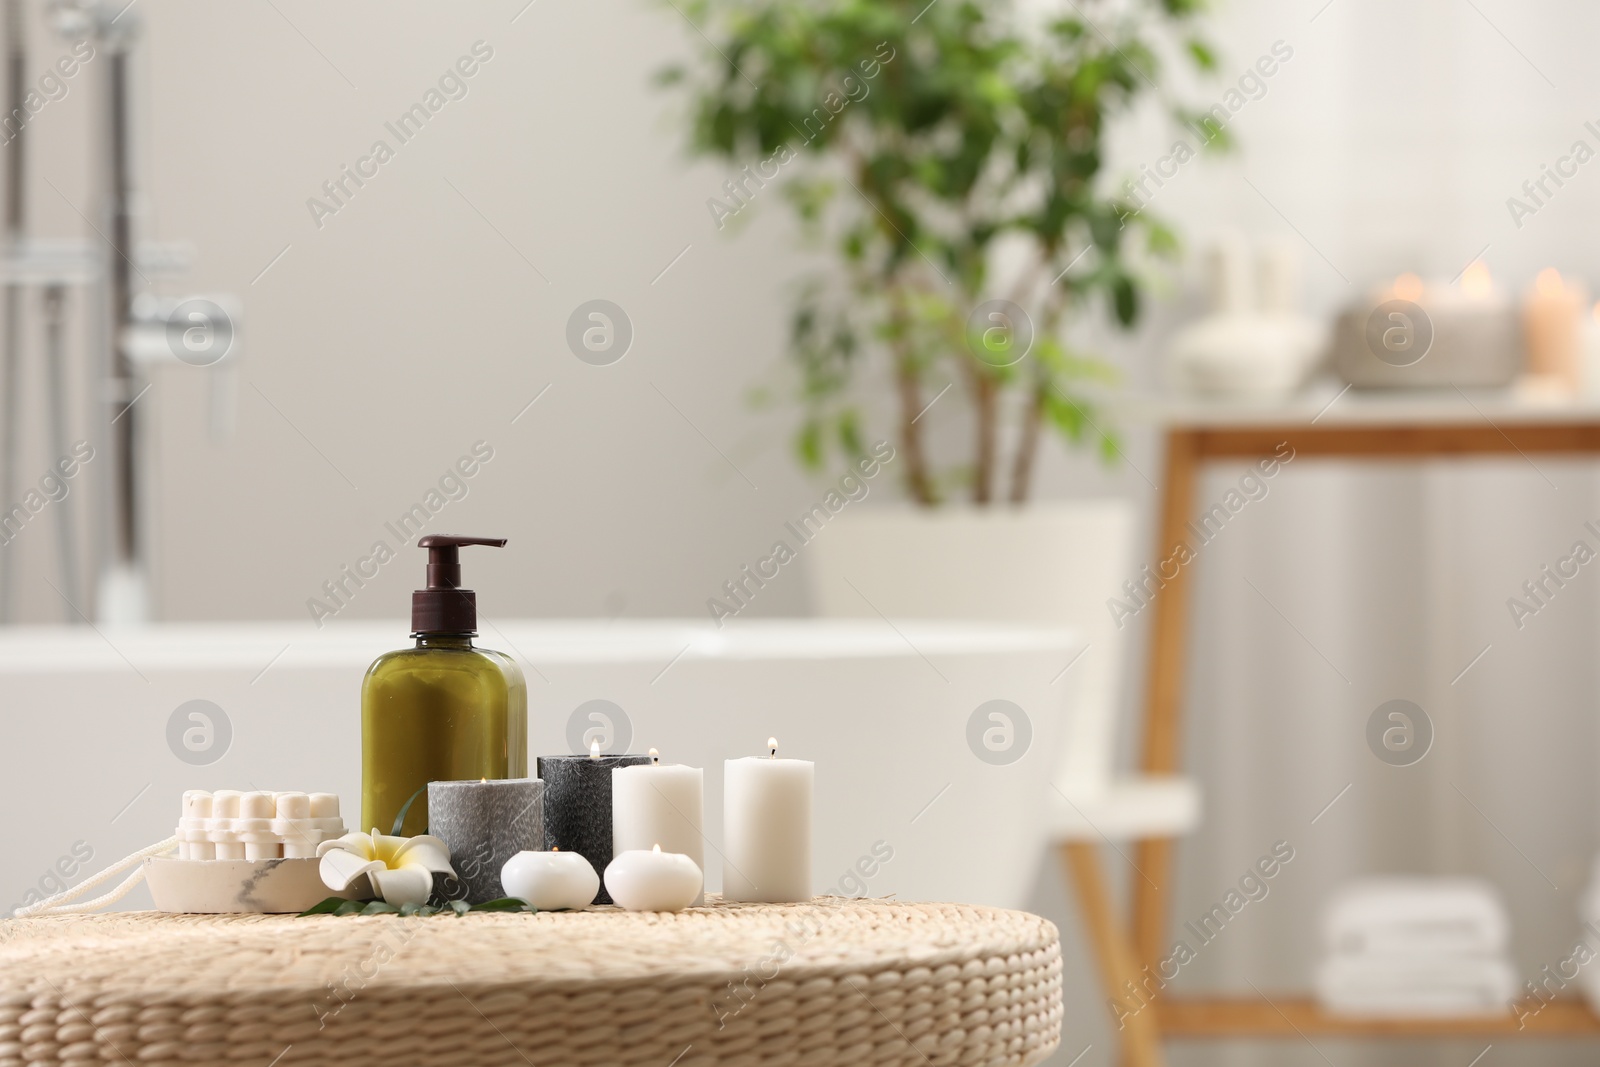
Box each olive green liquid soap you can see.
[362,536,527,837]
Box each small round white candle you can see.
[500,848,599,911]
[603,844,702,912]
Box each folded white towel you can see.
[1316,952,1517,1017]
[1322,877,1508,956]
[1574,861,1600,1013]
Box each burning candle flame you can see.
[768,737,778,758]
[649,747,660,765]
[1461,260,1492,299]
[1537,267,1565,297]
[652,843,661,853]
[589,737,600,759]
[1393,272,1423,302]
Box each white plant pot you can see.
[806,501,1135,799]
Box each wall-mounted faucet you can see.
[0,0,242,624]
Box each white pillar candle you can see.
[603,845,702,912]
[500,848,599,911]
[612,750,705,904]
[723,737,813,903]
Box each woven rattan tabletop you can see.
[0,896,1062,1067]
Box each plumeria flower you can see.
[317,829,455,907]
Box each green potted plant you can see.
[662,0,1215,785]
[660,0,1215,504]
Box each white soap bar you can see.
[212,791,241,819]
[612,764,705,904]
[501,850,600,911]
[183,790,212,819]
[604,848,703,912]
[240,792,275,820]
[723,753,813,903]
[180,792,213,859]
[276,792,310,820]
[175,789,346,861]
[208,791,244,859]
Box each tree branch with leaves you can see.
[660,0,1215,505]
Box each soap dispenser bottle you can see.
[361,535,528,837]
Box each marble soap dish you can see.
[143,856,354,914]
[150,788,354,913]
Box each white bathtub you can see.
[0,619,1080,913]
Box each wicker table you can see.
[0,897,1062,1067]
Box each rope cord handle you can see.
[12,836,179,918]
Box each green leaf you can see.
[1099,428,1123,463]
[298,896,348,917]
[837,409,865,458]
[1145,220,1180,258]
[390,785,427,837]
[334,900,369,916]
[1111,275,1138,326]
[1186,39,1216,71]
[796,420,825,470]
[1045,391,1086,442]
[361,901,399,916]
[473,898,535,912]
[448,900,471,917]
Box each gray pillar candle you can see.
[537,753,651,904]
[427,778,544,904]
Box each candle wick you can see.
[649,747,660,766]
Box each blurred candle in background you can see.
[1582,302,1600,397]
[1460,260,1495,303]
[1391,271,1425,303]
[1524,268,1585,392]
[1331,261,1519,389]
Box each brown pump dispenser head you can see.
[411,535,507,635]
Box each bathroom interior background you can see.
[5,1,1600,1065]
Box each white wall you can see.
[0,0,930,627]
